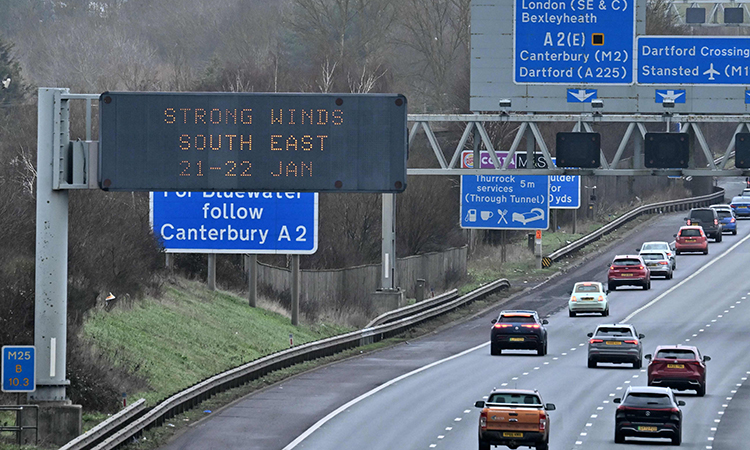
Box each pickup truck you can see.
[474,388,556,450]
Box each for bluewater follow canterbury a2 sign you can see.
[150,192,318,254]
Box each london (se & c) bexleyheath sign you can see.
[638,36,750,85]
[514,0,635,84]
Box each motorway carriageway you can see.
[161,179,750,450]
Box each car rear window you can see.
[680,229,701,237]
[642,243,667,251]
[690,210,715,222]
[595,327,634,337]
[613,258,641,266]
[575,284,600,293]
[640,253,664,261]
[655,349,697,359]
[623,393,672,407]
[488,393,541,405]
[498,315,535,323]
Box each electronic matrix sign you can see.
[99,92,408,193]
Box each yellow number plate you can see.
[621,273,633,277]
[606,341,622,345]
[509,337,525,342]
[667,364,685,369]
[686,239,696,243]
[502,432,524,438]
[638,426,658,432]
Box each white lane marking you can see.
[429,444,437,448]
[438,435,444,439]
[282,341,488,449]
[597,406,604,410]
[501,383,508,386]
[445,427,452,431]
[464,410,471,414]
[454,417,462,422]
[591,414,598,418]
[623,232,750,323]
[576,441,583,445]
[586,423,593,427]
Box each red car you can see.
[674,226,708,255]
[646,345,710,396]
[607,255,650,291]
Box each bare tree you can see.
[393,0,471,111]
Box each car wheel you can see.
[634,359,642,369]
[672,426,682,445]
[716,234,723,243]
[588,358,597,368]
[615,429,625,444]
[675,250,681,255]
[479,440,491,450]
[667,271,673,280]
[537,342,547,356]
[569,310,576,317]
[490,345,502,356]
[733,229,738,235]
[643,281,651,290]
[703,248,709,255]
[603,308,609,317]
[608,283,616,291]
[536,441,549,450]
[697,382,706,397]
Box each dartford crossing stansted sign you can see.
[150,191,318,254]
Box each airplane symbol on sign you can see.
[703,63,720,81]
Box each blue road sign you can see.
[150,192,318,254]
[655,89,686,103]
[567,89,598,102]
[461,175,550,230]
[745,91,750,103]
[2,346,35,392]
[514,0,635,84]
[638,36,750,85]
[460,151,580,209]
[549,175,581,209]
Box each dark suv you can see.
[490,310,549,356]
[614,386,684,445]
[686,208,722,242]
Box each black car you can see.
[686,208,722,242]
[490,310,548,356]
[614,386,685,445]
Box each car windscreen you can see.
[594,327,633,337]
[655,349,697,359]
[497,315,535,323]
[640,253,665,261]
[612,259,641,266]
[623,393,672,407]
[716,210,733,219]
[575,284,600,293]
[487,393,541,405]
[690,210,714,223]
[679,229,701,237]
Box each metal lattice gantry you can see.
[406,112,750,177]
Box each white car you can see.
[638,241,676,270]
[569,281,609,317]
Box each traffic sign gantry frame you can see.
[99,92,408,193]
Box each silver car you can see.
[639,251,673,279]
[638,241,676,270]
[587,324,645,369]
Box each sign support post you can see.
[291,255,300,326]
[246,255,257,308]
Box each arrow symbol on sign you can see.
[703,63,720,80]
[570,90,596,102]
[657,90,685,102]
